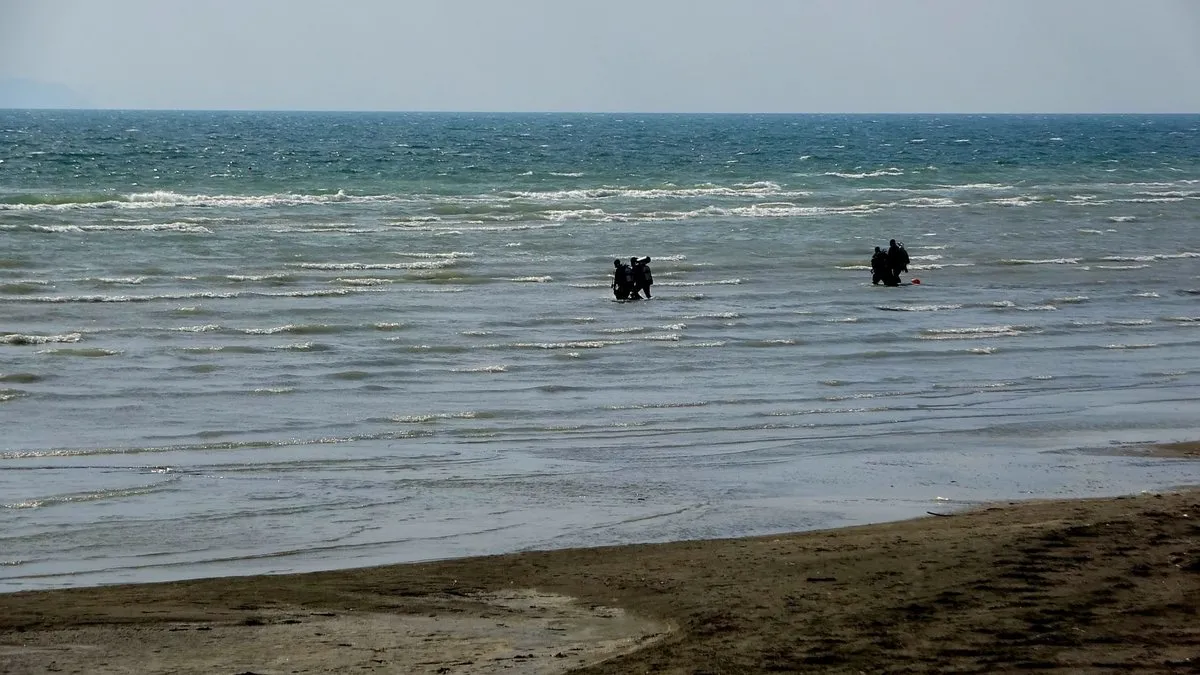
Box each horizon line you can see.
[3,107,1200,116]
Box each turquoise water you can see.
[2,111,1199,591]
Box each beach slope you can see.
[3,488,1199,674]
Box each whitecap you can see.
[451,365,508,373]
[920,325,1034,340]
[823,168,904,179]
[1003,258,1079,265]
[1,332,82,345]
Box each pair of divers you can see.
[871,239,911,287]
[612,256,653,300]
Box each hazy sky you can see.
[2,0,1199,112]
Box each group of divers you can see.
[872,239,912,286]
[611,256,654,300]
[609,241,911,301]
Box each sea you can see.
[2,111,1199,592]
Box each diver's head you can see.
[613,259,621,267]
[890,239,897,246]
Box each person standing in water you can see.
[612,259,632,300]
[887,239,909,281]
[630,256,653,299]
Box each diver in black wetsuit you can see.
[612,259,630,300]
[630,256,653,299]
[887,239,909,281]
[871,246,899,286]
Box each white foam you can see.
[392,411,479,423]
[294,260,457,271]
[920,325,1033,340]
[227,273,293,282]
[900,197,961,208]
[498,340,620,349]
[1003,258,1079,265]
[334,278,393,286]
[989,196,1040,207]
[1,332,82,345]
[510,276,552,282]
[824,168,904,179]
[451,365,508,373]
[659,279,742,287]
[878,304,963,312]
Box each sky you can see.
[2,0,1199,113]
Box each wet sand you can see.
[3,444,1199,674]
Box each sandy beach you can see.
[3,444,1199,674]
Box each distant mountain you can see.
[0,78,89,109]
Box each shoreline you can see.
[3,493,1200,671]
[3,441,1199,673]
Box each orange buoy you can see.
[912,278,921,285]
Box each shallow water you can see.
[2,112,1199,591]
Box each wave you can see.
[498,182,807,202]
[180,345,264,354]
[36,347,121,357]
[1,332,82,345]
[0,430,439,460]
[8,288,369,303]
[226,273,297,283]
[450,364,509,373]
[658,279,742,287]
[391,411,481,423]
[0,189,388,212]
[1103,252,1199,262]
[271,341,331,352]
[823,168,904,179]
[0,372,42,383]
[490,340,622,350]
[938,183,1014,190]
[919,325,1038,340]
[2,481,179,510]
[242,323,349,336]
[21,222,213,234]
[1000,258,1079,265]
[875,304,962,312]
[333,277,393,286]
[293,260,460,271]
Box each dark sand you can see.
[3,443,1199,674]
